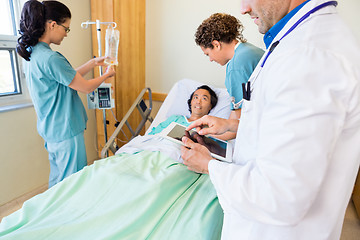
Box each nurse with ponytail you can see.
[17,0,115,187]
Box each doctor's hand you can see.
[186,131,226,157]
[186,115,239,136]
[181,136,213,174]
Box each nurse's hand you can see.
[104,65,116,78]
[181,136,213,174]
[93,56,107,66]
[76,56,108,76]
[186,115,239,136]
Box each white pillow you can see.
[146,79,231,134]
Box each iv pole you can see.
[81,20,117,157]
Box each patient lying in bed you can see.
[149,84,218,134]
[0,81,228,240]
[119,85,220,163]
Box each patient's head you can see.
[187,85,218,121]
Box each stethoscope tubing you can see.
[236,1,338,107]
[261,1,338,68]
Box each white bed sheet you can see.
[118,135,184,162]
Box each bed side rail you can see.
[101,87,153,158]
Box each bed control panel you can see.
[87,83,115,109]
[139,100,147,113]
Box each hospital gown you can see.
[148,115,190,134]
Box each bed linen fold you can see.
[0,150,223,240]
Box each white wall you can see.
[337,0,360,41]
[0,0,96,205]
[146,0,360,93]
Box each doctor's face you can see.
[240,0,292,34]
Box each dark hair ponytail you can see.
[16,0,71,61]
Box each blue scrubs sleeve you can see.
[47,52,76,86]
[225,69,248,109]
[225,42,264,110]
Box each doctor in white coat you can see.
[181,0,360,239]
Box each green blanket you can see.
[0,151,223,239]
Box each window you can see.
[0,0,31,112]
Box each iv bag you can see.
[104,27,120,66]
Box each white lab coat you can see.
[208,0,360,239]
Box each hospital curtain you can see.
[90,0,146,157]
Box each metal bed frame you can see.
[101,88,153,158]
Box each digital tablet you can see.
[160,122,232,162]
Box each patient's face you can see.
[191,89,213,117]
[200,45,230,66]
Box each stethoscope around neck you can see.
[236,0,339,106]
[261,1,338,68]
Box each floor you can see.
[0,184,47,223]
[1,189,360,239]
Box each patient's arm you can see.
[211,109,241,141]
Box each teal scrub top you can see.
[225,42,264,110]
[25,42,88,143]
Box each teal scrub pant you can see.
[45,132,87,188]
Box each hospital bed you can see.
[101,79,231,158]
[0,79,232,240]
[101,87,154,158]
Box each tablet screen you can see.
[166,124,227,159]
